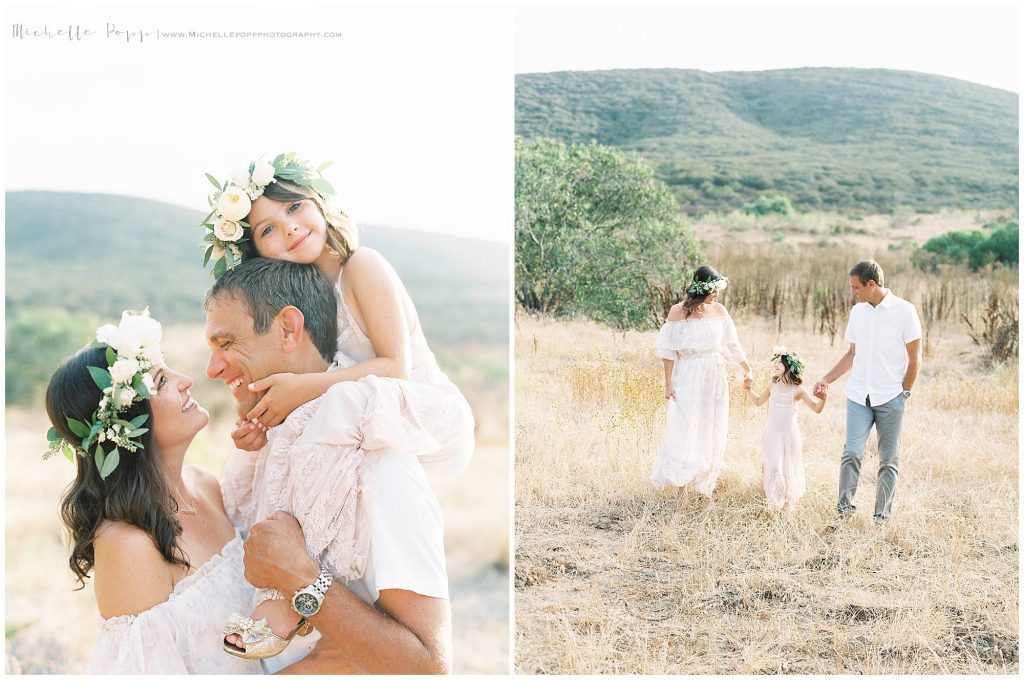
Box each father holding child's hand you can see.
[814,260,922,524]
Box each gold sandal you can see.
[222,613,313,660]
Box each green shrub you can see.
[742,194,794,216]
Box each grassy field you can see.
[4,326,509,674]
[514,313,1017,674]
[514,212,1018,674]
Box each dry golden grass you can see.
[5,326,509,674]
[514,312,1018,674]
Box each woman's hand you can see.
[743,374,754,391]
[665,385,676,400]
[245,372,317,428]
[231,418,268,452]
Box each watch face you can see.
[293,592,320,617]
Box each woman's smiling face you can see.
[147,365,209,453]
[246,196,328,264]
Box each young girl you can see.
[743,346,825,511]
[201,154,475,659]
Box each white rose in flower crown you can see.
[142,345,165,367]
[96,324,119,347]
[117,311,162,358]
[772,345,789,357]
[230,168,252,188]
[116,387,137,408]
[142,373,157,395]
[214,217,245,243]
[110,359,141,384]
[216,186,252,221]
[251,161,276,186]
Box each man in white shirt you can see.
[814,260,922,524]
[204,258,451,673]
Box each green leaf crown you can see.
[199,152,336,279]
[770,345,806,377]
[45,309,163,479]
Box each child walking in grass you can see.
[744,346,825,511]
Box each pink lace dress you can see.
[651,315,747,494]
[334,273,475,482]
[86,534,262,674]
[761,383,807,510]
[220,374,461,611]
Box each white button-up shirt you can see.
[844,289,922,407]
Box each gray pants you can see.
[837,393,908,522]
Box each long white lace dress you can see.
[762,383,807,510]
[651,314,748,494]
[86,533,263,674]
[334,272,475,482]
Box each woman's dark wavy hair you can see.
[46,346,188,588]
[681,264,726,319]
[238,179,358,264]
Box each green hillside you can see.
[5,191,508,345]
[516,68,1019,214]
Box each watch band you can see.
[310,566,333,596]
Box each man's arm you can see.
[243,512,452,675]
[815,342,855,396]
[903,339,922,392]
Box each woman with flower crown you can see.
[651,265,753,496]
[45,310,262,674]
[202,153,475,659]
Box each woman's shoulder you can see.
[665,302,687,322]
[93,521,174,618]
[709,301,731,318]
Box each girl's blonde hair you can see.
[239,179,358,263]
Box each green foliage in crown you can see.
[199,152,336,279]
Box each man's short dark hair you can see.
[205,259,337,363]
[849,260,884,287]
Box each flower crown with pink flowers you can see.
[200,152,336,279]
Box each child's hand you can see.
[246,373,312,428]
[232,418,268,451]
[743,374,754,391]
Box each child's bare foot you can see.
[224,598,302,651]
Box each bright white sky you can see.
[6,3,514,243]
[515,2,1020,93]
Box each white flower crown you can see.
[199,152,336,279]
[45,309,164,479]
[688,276,729,296]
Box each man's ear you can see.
[277,306,307,352]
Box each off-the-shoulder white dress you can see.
[652,314,747,494]
[86,533,262,674]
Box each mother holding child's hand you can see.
[651,265,753,497]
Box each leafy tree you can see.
[516,137,702,329]
[6,307,100,407]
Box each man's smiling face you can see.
[205,292,281,417]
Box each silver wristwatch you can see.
[291,565,333,618]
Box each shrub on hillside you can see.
[516,137,702,329]
[742,193,794,216]
[912,219,1018,272]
